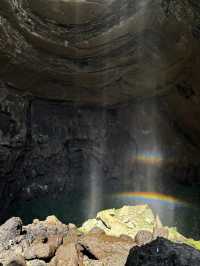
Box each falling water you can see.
[2,0,200,241]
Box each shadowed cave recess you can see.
[0,0,200,239]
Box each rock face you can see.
[0,0,200,223]
[1,81,200,223]
[0,0,200,106]
[126,238,200,266]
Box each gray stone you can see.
[26,260,47,266]
[0,218,22,245]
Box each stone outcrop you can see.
[0,206,199,266]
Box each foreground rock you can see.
[0,217,22,250]
[126,238,200,266]
[80,205,200,250]
[0,205,200,265]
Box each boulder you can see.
[125,238,200,266]
[79,229,135,260]
[0,218,22,245]
[80,205,155,239]
[23,243,54,260]
[53,242,83,266]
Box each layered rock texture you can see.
[0,205,200,266]
[0,0,199,105]
[1,80,200,223]
[0,0,200,223]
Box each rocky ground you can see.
[0,205,200,266]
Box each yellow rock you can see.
[184,238,200,250]
[79,205,200,251]
[80,205,155,239]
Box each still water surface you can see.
[8,182,200,240]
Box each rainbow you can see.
[133,150,176,166]
[136,151,163,165]
[115,191,189,206]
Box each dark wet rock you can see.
[125,237,200,266]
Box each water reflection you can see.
[7,182,200,240]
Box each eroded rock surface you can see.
[0,0,200,106]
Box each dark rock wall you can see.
[0,82,200,222]
[0,0,200,105]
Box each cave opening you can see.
[0,0,200,242]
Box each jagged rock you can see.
[125,238,200,266]
[23,243,55,260]
[0,206,200,266]
[80,205,156,238]
[47,236,63,253]
[53,242,83,266]
[0,217,22,247]
[79,205,200,251]
[44,216,62,227]
[23,216,68,242]
[79,229,135,265]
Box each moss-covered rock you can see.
[80,205,200,251]
[80,205,155,239]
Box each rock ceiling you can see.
[0,0,199,104]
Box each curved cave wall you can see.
[0,0,200,229]
[1,81,200,226]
